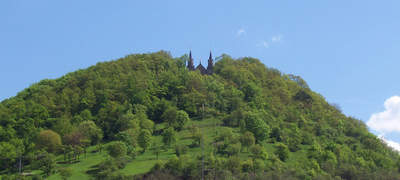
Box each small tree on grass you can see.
[138,129,152,152]
[38,152,56,176]
[249,144,268,160]
[106,141,127,158]
[274,143,289,161]
[162,127,176,147]
[59,167,72,180]
[152,143,162,160]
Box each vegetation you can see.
[0,51,399,179]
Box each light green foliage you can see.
[138,129,152,152]
[36,130,62,153]
[78,121,103,145]
[245,112,270,142]
[0,51,399,179]
[59,167,73,180]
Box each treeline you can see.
[0,51,399,179]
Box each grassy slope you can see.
[45,117,310,179]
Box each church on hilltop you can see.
[187,51,214,75]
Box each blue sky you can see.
[1,1,400,147]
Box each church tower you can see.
[206,51,213,75]
[187,51,195,71]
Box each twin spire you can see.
[187,51,213,75]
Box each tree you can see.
[78,121,103,145]
[138,129,152,152]
[36,130,62,153]
[240,131,255,152]
[162,127,177,147]
[249,144,268,160]
[106,141,127,158]
[152,142,162,160]
[116,129,137,156]
[59,167,72,180]
[245,112,270,142]
[162,108,190,131]
[274,143,289,161]
[0,142,17,170]
[226,143,241,156]
[38,152,56,176]
[175,110,190,131]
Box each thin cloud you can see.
[271,34,283,43]
[367,96,400,133]
[257,41,269,48]
[236,28,246,37]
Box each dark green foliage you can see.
[162,127,176,147]
[106,141,128,158]
[249,144,268,160]
[275,143,290,161]
[240,131,255,151]
[37,152,56,176]
[174,144,188,157]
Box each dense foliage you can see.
[0,51,399,179]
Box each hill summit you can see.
[0,51,399,179]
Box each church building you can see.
[187,51,213,75]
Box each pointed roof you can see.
[196,61,207,74]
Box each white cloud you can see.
[378,135,400,152]
[271,34,283,43]
[367,96,400,133]
[236,28,246,37]
[257,41,269,48]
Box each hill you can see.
[0,51,399,179]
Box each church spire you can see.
[207,51,214,75]
[187,51,195,71]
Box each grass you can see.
[29,117,310,179]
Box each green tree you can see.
[245,112,270,142]
[249,144,268,160]
[162,127,177,147]
[38,152,56,176]
[78,121,103,145]
[106,141,127,158]
[274,143,289,161]
[138,129,152,152]
[36,130,62,153]
[240,131,255,152]
[175,110,190,130]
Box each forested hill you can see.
[1,51,400,179]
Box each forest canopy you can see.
[0,51,399,179]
